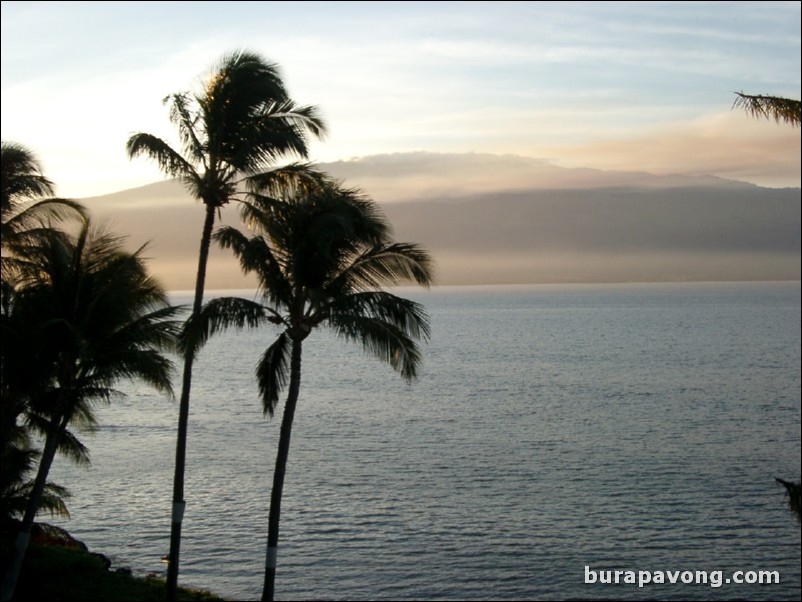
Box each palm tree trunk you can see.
[1,422,63,602]
[262,338,303,602]
[166,202,217,601]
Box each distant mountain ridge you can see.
[80,152,800,288]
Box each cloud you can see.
[319,150,765,204]
[542,111,801,188]
[2,1,798,199]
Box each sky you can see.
[1,0,800,201]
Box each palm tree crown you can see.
[183,179,433,410]
[127,49,326,214]
[6,223,179,412]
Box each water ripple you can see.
[48,283,801,601]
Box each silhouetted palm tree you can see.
[180,179,433,601]
[126,49,326,598]
[1,141,87,549]
[733,92,801,127]
[0,221,180,601]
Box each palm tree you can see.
[0,220,180,601]
[126,49,326,598]
[1,141,87,556]
[180,179,434,601]
[733,92,801,127]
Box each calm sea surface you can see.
[50,282,801,601]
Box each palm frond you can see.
[179,296,269,358]
[2,226,71,286]
[23,416,91,465]
[56,428,91,465]
[37,482,72,518]
[775,478,801,522]
[214,226,293,306]
[325,291,431,342]
[242,163,328,197]
[163,92,205,162]
[2,198,87,240]
[331,242,435,292]
[256,332,291,415]
[733,92,801,127]
[235,100,327,167]
[1,141,56,212]
[330,314,423,381]
[126,133,198,177]
[0,479,72,519]
[90,348,177,399]
[264,100,328,139]
[101,304,182,353]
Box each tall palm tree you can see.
[180,179,434,601]
[733,92,801,127]
[0,220,180,601]
[126,49,326,598]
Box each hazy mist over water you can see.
[80,153,801,290]
[48,282,801,600]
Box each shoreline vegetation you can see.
[0,521,225,601]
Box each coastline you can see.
[1,521,225,601]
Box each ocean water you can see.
[49,282,801,601]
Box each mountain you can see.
[79,153,800,288]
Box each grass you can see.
[1,526,226,602]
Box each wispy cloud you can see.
[545,111,802,187]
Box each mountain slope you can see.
[79,153,801,287]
